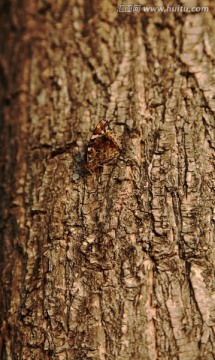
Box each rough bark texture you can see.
[0,0,215,359]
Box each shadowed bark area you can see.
[0,1,215,359]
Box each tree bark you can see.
[0,1,215,359]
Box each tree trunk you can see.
[0,1,215,359]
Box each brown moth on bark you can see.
[86,120,121,173]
